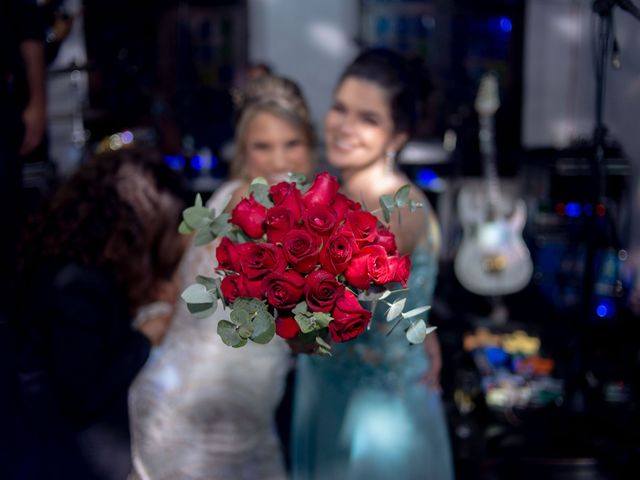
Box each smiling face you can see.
[242,110,313,183]
[324,77,407,173]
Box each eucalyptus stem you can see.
[386,315,405,337]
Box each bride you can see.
[128,75,315,480]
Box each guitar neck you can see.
[479,114,501,217]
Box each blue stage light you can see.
[164,155,185,170]
[499,17,512,33]
[416,167,438,189]
[565,202,582,217]
[596,298,616,319]
[191,155,204,171]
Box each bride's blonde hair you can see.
[231,75,315,179]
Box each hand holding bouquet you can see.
[180,172,433,354]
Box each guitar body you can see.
[455,183,533,296]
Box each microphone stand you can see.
[573,0,640,415]
[584,0,640,321]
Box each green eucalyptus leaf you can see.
[178,220,194,235]
[379,290,392,301]
[211,213,232,237]
[402,305,431,319]
[311,312,333,328]
[181,284,215,305]
[186,301,216,319]
[194,227,215,246]
[379,194,394,223]
[182,284,216,319]
[195,275,218,292]
[293,302,308,315]
[183,206,212,229]
[380,194,395,209]
[195,193,203,208]
[217,320,247,347]
[233,297,267,315]
[250,176,268,186]
[252,309,275,344]
[317,345,332,356]
[406,319,427,344]
[386,298,407,322]
[315,336,332,350]
[249,182,274,208]
[294,313,314,334]
[215,282,228,309]
[230,307,253,327]
[212,223,232,239]
[226,229,251,243]
[237,323,254,339]
[409,199,423,213]
[287,173,307,185]
[394,184,411,208]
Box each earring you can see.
[385,151,396,172]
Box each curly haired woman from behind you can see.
[14,148,190,480]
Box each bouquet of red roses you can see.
[180,172,432,353]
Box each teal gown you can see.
[291,215,454,480]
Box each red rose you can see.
[344,245,392,289]
[230,195,267,239]
[275,313,301,339]
[375,226,398,255]
[389,255,411,287]
[216,237,241,272]
[263,270,305,309]
[244,278,267,299]
[239,243,286,280]
[319,226,357,275]
[329,291,372,342]
[266,206,295,243]
[302,172,339,209]
[220,274,247,303]
[305,270,344,312]
[332,192,361,219]
[282,229,321,274]
[270,181,304,222]
[304,207,338,238]
[346,210,378,247]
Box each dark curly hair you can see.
[20,148,191,310]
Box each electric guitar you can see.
[454,73,533,296]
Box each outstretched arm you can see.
[19,39,47,155]
[421,330,443,392]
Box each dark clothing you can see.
[1,4,47,479]
[13,263,151,479]
[1,0,44,83]
[0,0,45,304]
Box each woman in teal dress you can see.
[291,48,454,480]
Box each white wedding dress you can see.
[129,180,291,480]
